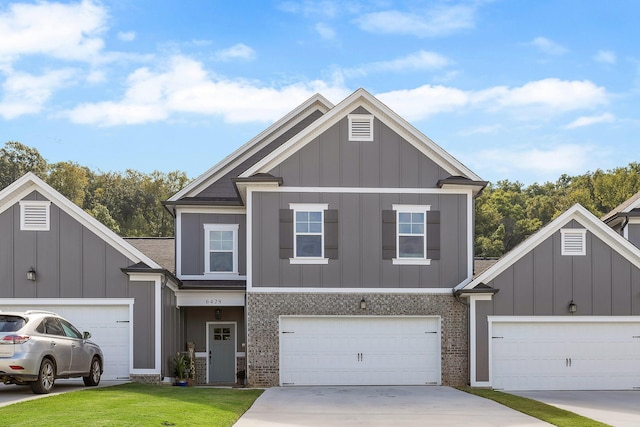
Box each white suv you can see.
[0,311,103,394]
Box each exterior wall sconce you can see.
[215,308,221,320]
[27,267,36,281]
[568,300,577,314]
[360,298,366,310]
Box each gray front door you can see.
[208,323,235,383]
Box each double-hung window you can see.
[393,205,431,265]
[290,203,328,264]
[204,224,238,274]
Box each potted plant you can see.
[172,352,190,386]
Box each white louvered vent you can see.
[348,114,374,141]
[561,229,586,256]
[20,201,51,231]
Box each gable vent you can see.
[561,229,586,256]
[348,114,374,141]
[20,201,51,231]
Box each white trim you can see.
[246,189,253,289]
[255,185,471,195]
[392,258,431,265]
[179,274,247,281]
[560,228,586,256]
[203,223,239,275]
[348,114,374,141]
[0,298,135,306]
[248,287,454,294]
[459,204,640,291]
[176,210,183,277]
[175,290,246,307]
[176,206,246,215]
[0,173,161,270]
[240,88,482,181]
[169,94,333,201]
[393,204,430,263]
[289,203,328,261]
[206,321,238,383]
[19,200,50,231]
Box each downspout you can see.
[621,215,630,238]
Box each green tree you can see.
[47,161,90,206]
[0,141,48,189]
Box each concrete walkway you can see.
[234,386,550,427]
[512,391,640,427]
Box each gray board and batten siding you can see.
[473,219,640,382]
[195,110,325,200]
[0,190,156,370]
[180,213,247,276]
[251,191,468,289]
[629,222,640,249]
[268,110,454,188]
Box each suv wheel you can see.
[83,357,101,386]
[30,359,55,394]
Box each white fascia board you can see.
[248,287,454,294]
[0,298,135,306]
[175,206,246,215]
[168,94,333,201]
[459,203,640,291]
[240,88,482,181]
[0,173,161,269]
[488,315,640,323]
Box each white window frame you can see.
[561,228,587,256]
[348,114,374,142]
[204,224,239,275]
[392,204,431,265]
[19,200,51,231]
[289,203,329,264]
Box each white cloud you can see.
[458,124,502,136]
[214,44,256,62]
[377,85,469,121]
[593,50,616,64]
[117,31,136,42]
[343,50,451,78]
[356,4,476,37]
[0,69,76,119]
[565,113,615,129]
[377,78,608,121]
[531,37,567,55]
[277,1,339,18]
[66,56,349,126]
[0,0,107,64]
[473,144,597,177]
[315,22,336,40]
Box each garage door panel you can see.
[280,316,441,386]
[491,320,640,390]
[1,304,130,380]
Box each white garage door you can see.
[491,319,640,390]
[0,303,130,380]
[280,316,441,386]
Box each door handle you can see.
[50,342,56,347]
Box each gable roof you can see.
[0,172,162,270]
[240,88,483,182]
[602,190,640,223]
[458,203,640,292]
[168,93,334,202]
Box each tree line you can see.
[2,141,639,254]
[0,141,189,237]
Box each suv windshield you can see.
[0,315,26,332]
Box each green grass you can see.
[0,383,263,427]
[457,387,612,427]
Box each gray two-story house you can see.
[165,88,487,387]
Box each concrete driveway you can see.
[511,391,640,427]
[0,379,127,408]
[234,386,550,427]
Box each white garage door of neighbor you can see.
[491,319,640,391]
[280,316,441,386]
[2,304,130,380]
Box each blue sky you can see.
[1,0,638,184]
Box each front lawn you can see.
[0,383,263,427]
[457,387,611,427]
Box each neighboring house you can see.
[0,172,180,383]
[602,190,640,248]
[457,204,640,390]
[165,88,488,387]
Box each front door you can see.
[208,323,236,383]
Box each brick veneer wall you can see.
[246,292,468,387]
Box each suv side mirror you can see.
[83,331,92,340]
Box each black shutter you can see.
[426,210,440,260]
[382,210,396,259]
[324,210,339,259]
[279,209,293,259]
